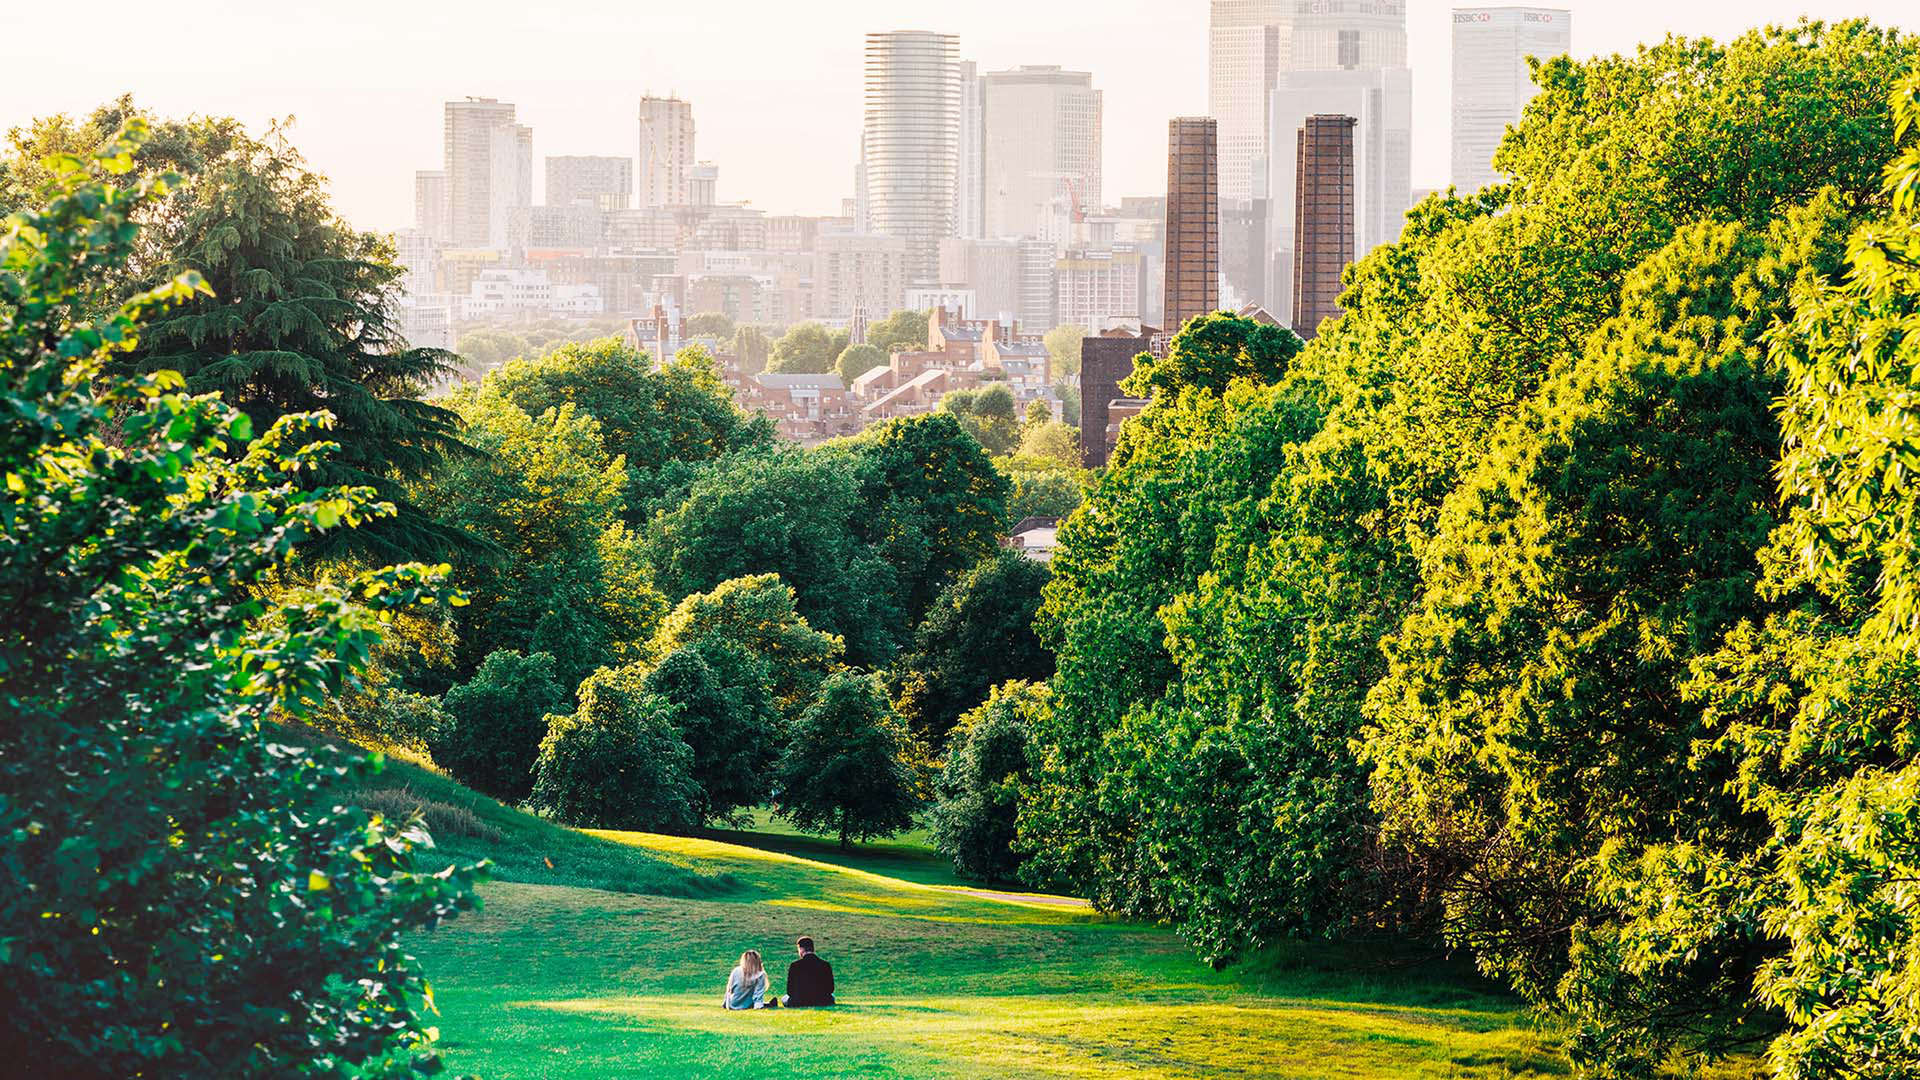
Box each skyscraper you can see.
[1209,1,1407,206]
[545,155,633,211]
[1293,115,1356,338]
[413,169,449,243]
[1452,7,1572,193]
[862,31,961,286]
[444,98,532,249]
[637,96,696,207]
[981,65,1103,244]
[1163,117,1220,333]
[955,60,986,241]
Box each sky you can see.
[5,1,1917,232]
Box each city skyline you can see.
[11,1,1915,233]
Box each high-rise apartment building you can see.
[1055,248,1142,332]
[546,155,633,211]
[1163,117,1220,334]
[862,31,962,286]
[814,232,910,320]
[1292,115,1356,338]
[1452,7,1572,193]
[1016,237,1057,332]
[637,96,696,207]
[981,65,1102,244]
[940,237,1022,320]
[444,98,533,249]
[955,61,986,240]
[413,170,449,243]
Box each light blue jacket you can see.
[724,966,767,1010]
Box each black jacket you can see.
[785,952,835,1006]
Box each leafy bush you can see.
[432,649,568,802]
[533,664,700,832]
[776,673,919,849]
[355,787,508,844]
[0,124,478,1076]
[932,682,1047,882]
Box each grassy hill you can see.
[328,752,1597,1078]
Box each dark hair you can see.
[796,936,815,953]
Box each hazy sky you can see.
[6,1,1916,231]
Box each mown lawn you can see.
[404,822,1578,1078]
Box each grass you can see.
[401,813,1583,1077]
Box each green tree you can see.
[30,106,479,563]
[891,552,1054,744]
[777,673,919,849]
[641,642,782,823]
[431,650,568,802]
[456,328,529,372]
[478,336,772,514]
[646,574,843,723]
[731,324,771,375]
[933,682,1048,883]
[867,308,930,354]
[767,321,840,374]
[0,124,478,1076]
[1001,460,1085,520]
[685,311,734,338]
[940,383,1021,454]
[1043,324,1085,378]
[835,341,887,382]
[532,664,700,831]
[1016,420,1080,467]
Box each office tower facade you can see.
[688,162,719,207]
[444,98,532,249]
[863,31,962,286]
[939,237,1022,320]
[1266,66,1410,316]
[637,96,696,207]
[981,65,1103,243]
[545,155,633,211]
[1016,237,1057,331]
[955,61,986,240]
[1292,115,1356,339]
[1163,117,1220,334]
[1209,1,1407,206]
[1452,7,1572,192]
[413,170,449,243]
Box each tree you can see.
[0,124,477,1075]
[477,336,772,515]
[766,321,840,374]
[54,107,478,563]
[640,642,782,823]
[532,663,700,832]
[892,552,1054,744]
[1001,460,1085,520]
[932,682,1048,882]
[844,412,1011,629]
[1016,420,1080,468]
[431,650,568,802]
[731,324,771,375]
[867,308,930,354]
[835,341,887,382]
[455,328,529,372]
[646,574,843,724]
[1043,324,1085,378]
[940,383,1020,454]
[777,674,919,849]
[685,311,734,338]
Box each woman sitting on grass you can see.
[723,949,771,1010]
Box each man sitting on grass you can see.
[782,936,835,1007]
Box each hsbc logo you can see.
[1454,12,1491,22]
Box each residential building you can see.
[1293,114,1356,338]
[863,31,962,285]
[444,98,532,249]
[981,65,1102,243]
[1055,248,1142,333]
[814,231,909,320]
[1016,238,1057,332]
[906,286,976,318]
[510,205,604,250]
[413,170,449,243]
[939,237,1022,319]
[546,155,633,210]
[637,96,696,208]
[1005,516,1061,562]
[688,162,719,207]
[1452,7,1572,192]
[1163,117,1220,333]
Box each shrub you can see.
[932,682,1047,882]
[355,787,507,844]
[431,649,568,802]
[533,664,700,831]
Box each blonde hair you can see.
[738,949,764,980]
